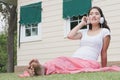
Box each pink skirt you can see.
[44,57,120,75]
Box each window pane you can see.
[78,15,82,19]
[70,16,78,21]
[32,24,38,27]
[25,24,31,28]
[24,24,38,37]
[70,21,78,30]
[70,15,87,30]
[25,29,31,36]
[32,28,38,36]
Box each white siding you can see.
[93,0,120,61]
[17,0,120,66]
[17,0,79,66]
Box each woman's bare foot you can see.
[18,71,30,78]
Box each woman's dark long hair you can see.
[88,6,110,31]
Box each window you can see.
[19,2,42,42]
[64,15,87,37]
[25,24,38,37]
[70,16,82,30]
[63,0,91,37]
[20,23,42,42]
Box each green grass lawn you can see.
[0,72,120,80]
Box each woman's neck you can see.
[91,24,100,31]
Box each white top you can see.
[72,28,110,61]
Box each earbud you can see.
[100,17,104,24]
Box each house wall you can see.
[17,0,120,67]
[92,0,120,61]
[17,0,79,66]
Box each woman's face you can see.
[89,8,101,25]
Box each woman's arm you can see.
[101,35,111,67]
[67,16,87,40]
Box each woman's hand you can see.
[67,16,89,40]
[80,16,89,26]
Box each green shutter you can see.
[19,2,42,25]
[63,0,91,18]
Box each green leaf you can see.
[0,0,17,6]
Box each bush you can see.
[0,34,7,72]
[0,33,17,73]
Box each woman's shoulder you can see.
[101,28,111,37]
[102,28,110,32]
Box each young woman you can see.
[68,6,110,67]
[19,6,120,77]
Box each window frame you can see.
[20,23,42,42]
[64,16,87,38]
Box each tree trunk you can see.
[7,24,14,72]
[7,5,16,72]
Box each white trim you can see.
[20,23,42,42]
[63,18,70,38]
[63,16,87,38]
